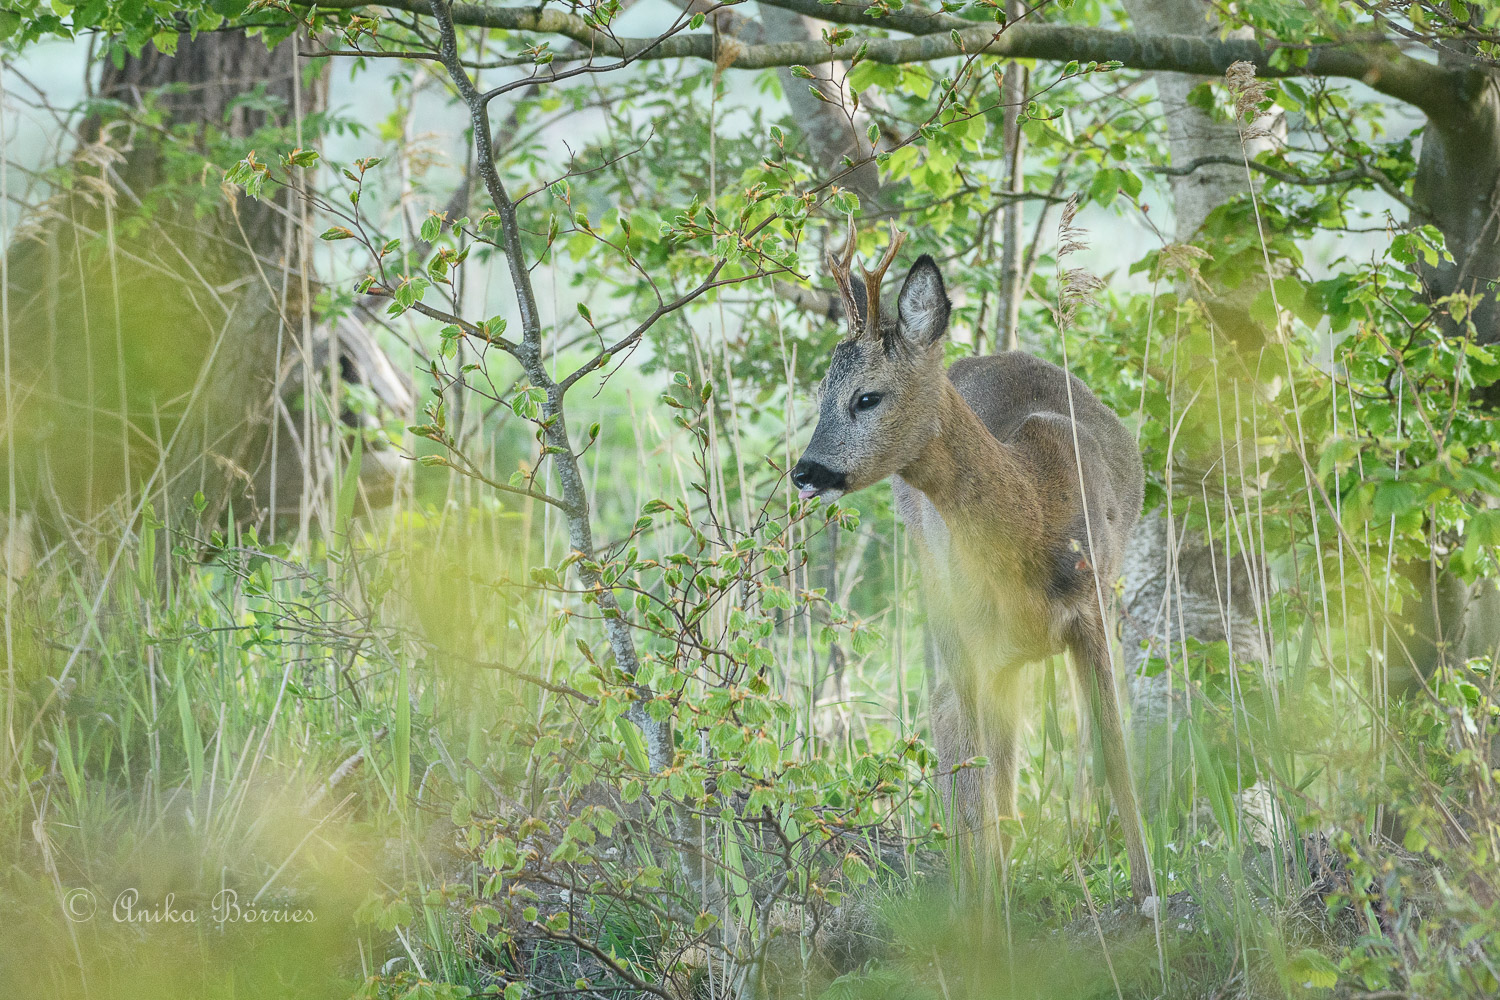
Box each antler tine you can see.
[860,222,906,337]
[825,213,864,336]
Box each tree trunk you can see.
[994,0,1028,354]
[92,30,320,254]
[1119,0,1500,792]
[749,4,886,208]
[1374,60,1500,679]
[4,29,408,547]
[1412,66,1500,352]
[1120,0,1251,243]
[5,31,310,537]
[1116,0,1270,798]
[1118,510,1265,805]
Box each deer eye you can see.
[853,392,884,413]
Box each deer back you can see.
[895,350,1143,613]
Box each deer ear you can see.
[896,255,950,348]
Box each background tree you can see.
[2,16,411,554]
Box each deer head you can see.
[790,220,952,501]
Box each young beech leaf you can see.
[1285,948,1339,990]
[842,852,875,887]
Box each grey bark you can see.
[1412,63,1500,352]
[1118,0,1500,781]
[306,0,1470,121]
[1118,510,1265,802]
[1116,0,1272,803]
[759,6,885,207]
[677,0,885,206]
[3,29,408,544]
[1389,56,1500,675]
[994,3,1028,354]
[1121,0,1283,347]
[2,31,312,536]
[1118,0,1263,242]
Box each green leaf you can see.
[389,276,430,314]
[848,61,901,92]
[420,213,443,243]
[900,66,934,100]
[1467,509,1500,548]
[1372,480,1424,520]
[1089,167,1122,206]
[1185,81,1217,115]
[1285,948,1339,990]
[1317,436,1361,479]
[842,852,875,887]
[334,433,363,546]
[470,904,500,935]
[615,717,650,773]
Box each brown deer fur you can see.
[791,228,1154,900]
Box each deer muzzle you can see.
[790,458,848,500]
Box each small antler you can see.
[825,214,906,340]
[826,215,862,335]
[860,221,905,337]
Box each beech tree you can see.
[1,21,411,548]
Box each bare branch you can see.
[303,0,1467,120]
[1145,152,1426,216]
[424,0,672,773]
[425,0,542,354]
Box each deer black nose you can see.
[790,459,846,496]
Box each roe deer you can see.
[790,223,1154,901]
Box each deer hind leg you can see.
[1068,618,1156,902]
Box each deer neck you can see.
[897,378,1040,550]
